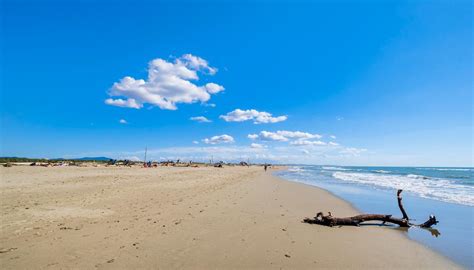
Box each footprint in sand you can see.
[0,247,17,254]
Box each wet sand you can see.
[0,166,460,269]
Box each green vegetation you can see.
[0,157,109,163]
[0,157,50,163]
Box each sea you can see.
[275,166,473,268]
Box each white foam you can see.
[332,172,474,206]
[407,174,430,179]
[288,166,306,172]
[322,166,350,171]
[374,170,390,174]
[287,167,310,176]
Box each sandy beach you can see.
[0,166,460,269]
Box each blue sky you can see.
[1,0,472,166]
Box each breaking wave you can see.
[332,172,474,206]
[321,166,350,171]
[287,167,306,173]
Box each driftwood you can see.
[303,189,438,228]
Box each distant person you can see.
[264,164,268,171]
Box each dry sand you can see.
[0,166,460,269]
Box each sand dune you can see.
[0,166,460,269]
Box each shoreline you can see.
[0,166,461,269]
[272,172,462,267]
[275,165,473,268]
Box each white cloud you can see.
[251,130,322,142]
[248,134,259,140]
[105,54,224,110]
[329,142,339,146]
[204,83,224,94]
[330,135,336,139]
[220,109,287,124]
[259,131,289,142]
[203,103,216,108]
[119,119,128,124]
[192,140,199,144]
[180,53,217,75]
[202,134,235,145]
[190,116,211,123]
[106,98,142,109]
[290,140,326,146]
[339,147,367,156]
[302,149,310,155]
[336,116,344,121]
[276,131,322,140]
[250,143,266,149]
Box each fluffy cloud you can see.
[290,140,326,146]
[105,54,224,110]
[329,142,339,146]
[180,54,217,74]
[106,98,142,109]
[259,131,289,141]
[190,116,211,123]
[202,134,235,145]
[119,119,128,124]
[250,130,322,142]
[220,109,287,124]
[192,140,199,144]
[275,131,322,140]
[330,135,336,139]
[204,83,224,94]
[248,134,259,140]
[250,143,266,149]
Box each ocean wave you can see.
[374,170,390,174]
[416,168,473,172]
[446,175,470,179]
[407,174,430,179]
[332,172,474,206]
[287,167,308,174]
[321,166,350,171]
